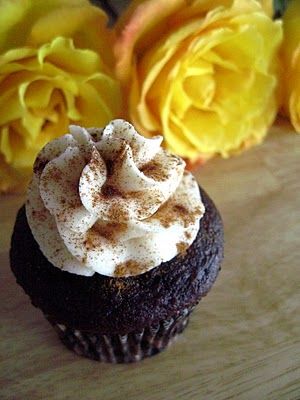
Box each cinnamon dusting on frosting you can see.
[87,157,105,175]
[153,201,202,229]
[57,198,82,220]
[83,221,127,250]
[140,160,168,181]
[84,228,102,250]
[31,209,47,222]
[47,167,63,182]
[185,232,192,240]
[176,241,189,255]
[101,184,123,198]
[26,119,203,277]
[114,260,146,277]
[107,203,130,222]
[89,221,127,242]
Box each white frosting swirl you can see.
[26,119,204,277]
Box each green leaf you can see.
[273,0,290,18]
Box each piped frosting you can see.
[26,119,204,277]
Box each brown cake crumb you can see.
[109,279,126,292]
[114,260,147,277]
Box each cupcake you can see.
[10,119,223,363]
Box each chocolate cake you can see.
[10,188,223,362]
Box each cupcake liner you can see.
[46,307,194,363]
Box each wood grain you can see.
[0,119,299,400]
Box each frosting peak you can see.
[26,119,204,277]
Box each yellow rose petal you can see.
[118,0,283,160]
[115,0,185,81]
[76,83,115,126]
[171,78,193,119]
[0,0,121,193]
[37,37,104,75]
[19,79,54,109]
[0,126,13,163]
[129,64,162,134]
[0,47,36,66]
[290,90,300,131]
[0,0,29,52]
[0,89,23,125]
[183,75,216,109]
[165,114,200,159]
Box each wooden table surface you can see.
[1,119,299,400]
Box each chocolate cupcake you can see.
[10,119,223,363]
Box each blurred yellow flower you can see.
[281,0,300,132]
[115,0,282,163]
[0,0,121,193]
[259,0,274,17]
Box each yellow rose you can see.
[260,0,274,17]
[0,0,121,193]
[115,0,282,163]
[281,0,300,132]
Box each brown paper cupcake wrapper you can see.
[46,307,194,363]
